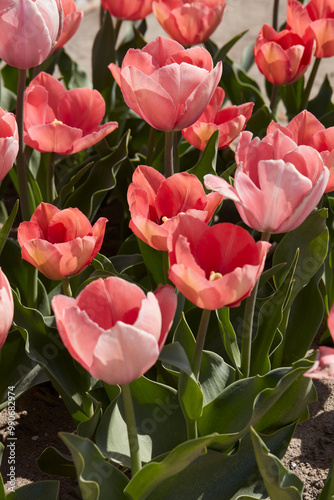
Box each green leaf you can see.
[222,57,265,110]
[308,75,333,119]
[92,10,115,92]
[37,447,76,478]
[318,453,334,499]
[246,105,273,138]
[159,342,193,376]
[6,481,60,500]
[216,307,241,371]
[178,369,204,422]
[137,238,165,286]
[211,30,248,65]
[187,130,219,182]
[0,200,18,256]
[58,49,90,89]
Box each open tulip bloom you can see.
[55,0,83,50]
[101,0,154,20]
[0,107,19,182]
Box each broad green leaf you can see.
[0,200,18,256]
[57,50,90,89]
[178,369,204,422]
[308,75,333,119]
[37,447,76,478]
[222,57,265,110]
[92,10,115,92]
[246,105,273,138]
[211,30,248,65]
[137,238,165,286]
[216,307,241,371]
[187,130,219,182]
[6,481,60,500]
[159,342,193,376]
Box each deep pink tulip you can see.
[0,268,14,349]
[18,203,107,281]
[0,0,63,69]
[268,110,334,193]
[0,108,19,182]
[305,303,334,380]
[182,87,254,151]
[253,24,315,85]
[127,165,222,251]
[52,277,177,385]
[23,72,118,155]
[204,130,329,234]
[101,0,153,20]
[55,0,83,50]
[167,214,270,310]
[287,0,334,58]
[152,0,226,46]
[109,37,222,131]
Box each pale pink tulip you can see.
[52,278,177,385]
[305,303,334,380]
[101,0,153,20]
[109,36,222,131]
[204,130,329,234]
[0,268,14,349]
[0,108,19,182]
[56,0,83,50]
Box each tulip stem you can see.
[272,0,280,31]
[46,152,56,203]
[121,383,142,477]
[192,309,211,381]
[269,84,280,115]
[300,57,321,111]
[146,127,157,165]
[62,277,72,297]
[16,68,31,221]
[164,131,174,177]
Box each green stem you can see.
[121,384,141,476]
[272,0,280,31]
[192,309,211,381]
[300,57,321,111]
[27,266,38,309]
[269,84,280,115]
[16,69,31,221]
[164,131,174,177]
[46,152,56,203]
[162,251,170,285]
[62,277,72,297]
[146,127,157,165]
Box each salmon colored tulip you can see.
[253,24,315,85]
[101,0,153,20]
[0,108,19,182]
[127,165,222,251]
[0,0,63,69]
[268,110,334,193]
[167,214,270,310]
[287,0,334,58]
[17,203,107,281]
[109,36,222,131]
[52,278,177,385]
[204,130,329,234]
[23,72,118,154]
[182,87,254,151]
[0,268,14,349]
[305,303,334,380]
[55,0,83,50]
[152,0,226,46]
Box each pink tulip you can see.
[55,0,83,50]
[152,0,226,46]
[127,165,222,251]
[52,277,177,385]
[17,203,107,281]
[23,72,118,155]
[287,0,334,58]
[204,130,329,234]
[268,110,334,193]
[101,0,153,20]
[0,268,14,349]
[167,214,270,310]
[253,24,315,85]
[0,0,63,69]
[305,303,334,380]
[182,87,254,151]
[0,108,19,182]
[109,37,222,131]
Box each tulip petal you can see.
[24,122,83,154]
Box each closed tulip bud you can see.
[0,268,14,349]
[55,0,83,50]
[101,0,153,20]
[0,108,19,182]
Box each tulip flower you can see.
[101,0,153,20]
[17,203,107,281]
[305,303,334,380]
[287,0,334,58]
[0,0,63,69]
[204,130,329,234]
[23,72,118,155]
[0,268,14,350]
[52,277,177,385]
[109,36,222,131]
[127,165,222,251]
[167,214,270,310]
[152,0,226,46]
[0,108,19,183]
[253,24,315,85]
[268,110,334,193]
[182,87,254,151]
[55,0,83,50]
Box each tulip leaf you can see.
[308,75,333,119]
[216,307,241,372]
[0,200,18,256]
[159,342,193,376]
[6,481,60,500]
[37,447,76,478]
[209,30,248,66]
[92,10,115,93]
[318,453,334,500]
[222,57,265,110]
[246,105,273,138]
[250,427,304,499]
[178,369,204,423]
[137,237,166,286]
[57,50,90,90]
[187,130,219,182]
[0,84,16,111]
[279,77,304,117]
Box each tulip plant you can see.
[0,0,334,499]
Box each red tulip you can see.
[0,268,14,349]
[268,110,334,193]
[182,87,254,151]
[127,165,222,251]
[17,203,107,280]
[305,303,334,380]
[52,278,177,384]
[55,0,83,50]
[167,214,270,310]
[204,130,329,234]
[152,0,226,46]
[0,0,63,69]
[287,0,334,58]
[109,36,222,131]
[101,0,153,20]
[0,108,19,182]
[253,24,315,85]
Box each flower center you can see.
[52,119,63,125]
[161,216,170,223]
[209,271,223,281]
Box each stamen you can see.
[209,271,223,281]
